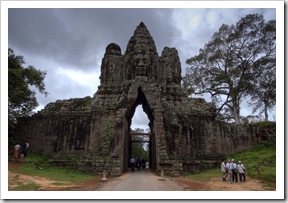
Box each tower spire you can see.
[125,22,157,55]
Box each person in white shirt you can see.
[226,159,232,183]
[14,144,21,159]
[221,159,227,181]
[237,161,246,182]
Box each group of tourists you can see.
[14,141,29,159]
[130,155,146,171]
[221,159,246,183]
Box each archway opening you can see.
[130,105,150,169]
[126,87,155,170]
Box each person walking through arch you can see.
[130,155,136,171]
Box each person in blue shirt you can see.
[231,159,238,183]
[226,159,232,183]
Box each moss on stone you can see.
[37,96,92,115]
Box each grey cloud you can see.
[9,8,177,110]
[131,106,150,130]
[9,8,176,71]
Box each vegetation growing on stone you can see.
[38,96,92,115]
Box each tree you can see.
[247,20,276,121]
[183,14,276,124]
[131,128,149,161]
[8,48,48,124]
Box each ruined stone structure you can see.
[13,22,257,176]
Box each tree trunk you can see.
[264,103,268,121]
[233,104,241,124]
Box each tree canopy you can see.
[131,128,149,161]
[183,14,276,124]
[8,48,48,124]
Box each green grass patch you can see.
[187,167,220,181]
[187,143,276,185]
[10,182,42,191]
[227,143,276,183]
[10,164,95,182]
[9,151,97,183]
[51,182,68,186]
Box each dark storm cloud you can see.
[8,8,179,116]
[9,8,177,70]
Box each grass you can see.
[187,143,276,185]
[187,167,220,181]
[228,143,276,183]
[9,151,97,183]
[10,182,42,191]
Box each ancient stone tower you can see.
[89,21,189,174]
[14,22,256,176]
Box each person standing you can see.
[231,159,238,183]
[20,142,28,158]
[226,159,232,184]
[221,159,227,181]
[237,161,246,182]
[130,155,136,171]
[14,143,21,159]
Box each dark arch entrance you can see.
[126,87,156,171]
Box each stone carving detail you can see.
[100,43,123,85]
[12,22,257,176]
[159,47,182,85]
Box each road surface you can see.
[96,168,184,191]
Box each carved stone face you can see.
[134,51,152,76]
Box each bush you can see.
[255,121,276,129]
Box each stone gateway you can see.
[13,22,257,176]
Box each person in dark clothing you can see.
[20,141,29,158]
[141,158,146,169]
[231,159,238,183]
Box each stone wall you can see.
[157,115,256,176]
[15,112,91,154]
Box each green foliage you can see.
[254,121,276,147]
[102,120,116,155]
[255,121,276,129]
[184,14,276,124]
[131,128,149,161]
[8,48,48,124]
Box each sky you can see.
[6,2,278,130]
